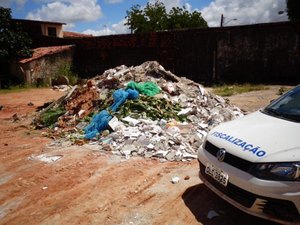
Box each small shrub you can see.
[54,63,78,85]
[277,86,290,95]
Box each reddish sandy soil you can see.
[0,87,287,225]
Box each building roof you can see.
[12,18,66,25]
[19,45,73,64]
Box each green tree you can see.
[0,7,32,62]
[286,0,300,21]
[125,2,168,33]
[168,6,207,30]
[125,1,208,33]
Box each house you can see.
[12,19,66,38]
[7,19,76,86]
[10,45,74,85]
[5,19,92,87]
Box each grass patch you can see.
[212,84,269,97]
[0,84,43,94]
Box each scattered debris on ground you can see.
[52,85,71,92]
[28,154,63,163]
[33,61,243,162]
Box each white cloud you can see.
[0,0,11,7]
[26,0,102,23]
[104,0,123,4]
[63,23,75,30]
[201,0,288,27]
[82,19,130,36]
[16,0,26,7]
[184,3,192,12]
[82,28,114,36]
[1,0,26,8]
[111,19,130,34]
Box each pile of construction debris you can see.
[34,61,243,162]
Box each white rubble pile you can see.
[44,61,243,162]
[77,61,244,162]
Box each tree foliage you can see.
[286,0,300,21]
[0,7,32,62]
[125,1,208,33]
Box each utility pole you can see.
[220,14,224,27]
[220,14,237,27]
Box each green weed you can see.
[38,108,66,127]
[55,63,78,85]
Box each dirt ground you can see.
[0,86,291,225]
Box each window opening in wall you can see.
[48,27,57,37]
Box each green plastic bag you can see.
[126,81,160,96]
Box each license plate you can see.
[205,163,229,186]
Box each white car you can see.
[198,85,300,224]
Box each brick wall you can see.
[35,21,300,84]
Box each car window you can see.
[263,85,300,122]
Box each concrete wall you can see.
[34,21,300,84]
[214,23,300,84]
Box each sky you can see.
[1,0,289,36]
